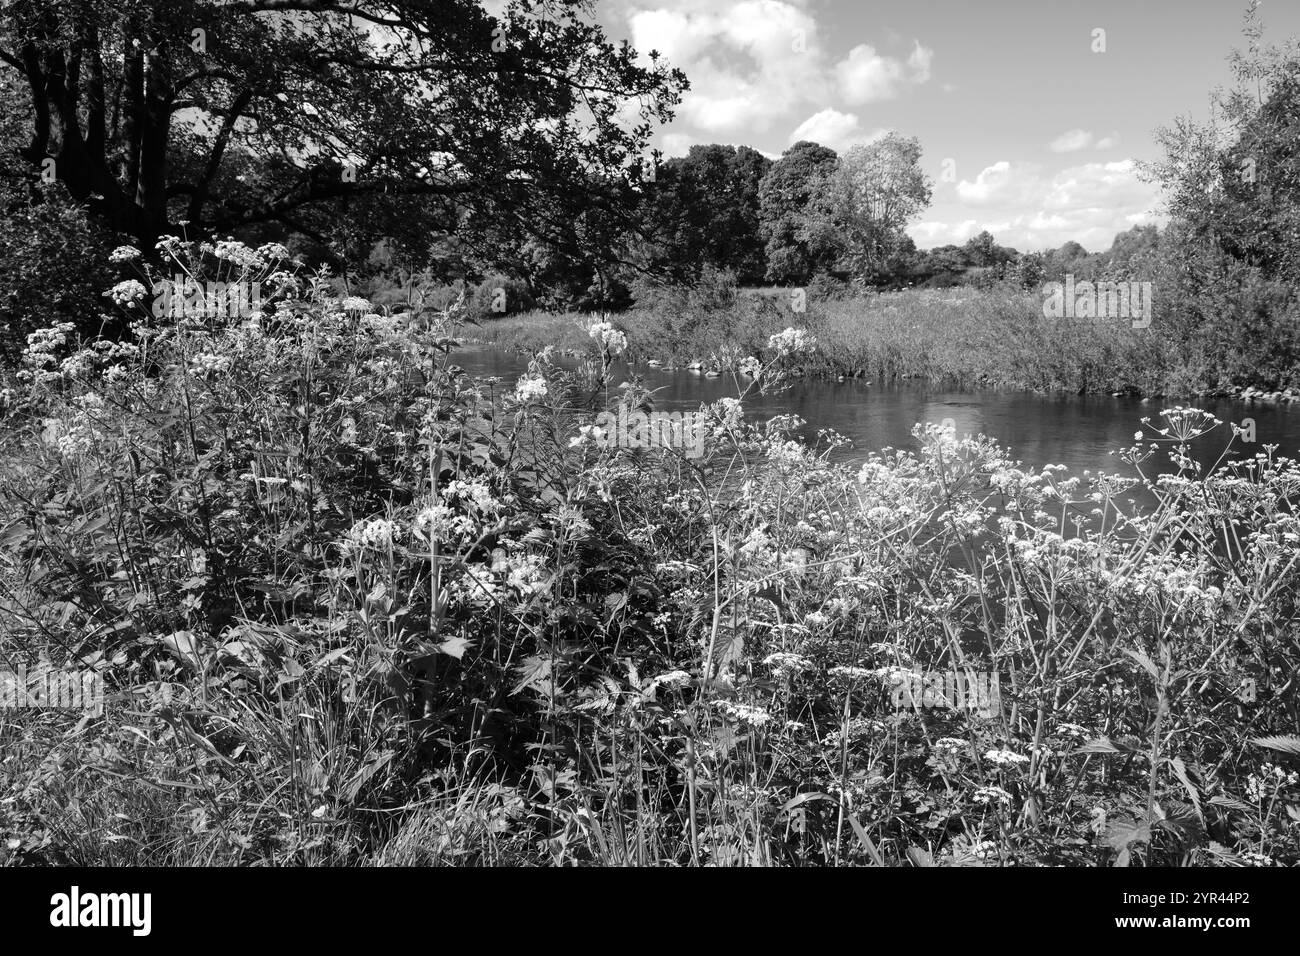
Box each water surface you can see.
[453,345,1300,484]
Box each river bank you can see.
[468,285,1300,401]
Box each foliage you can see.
[0,0,685,265]
[3,244,1299,866]
[0,181,118,364]
[638,145,772,285]
[823,134,933,283]
[757,141,841,284]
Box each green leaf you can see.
[160,630,204,670]
[1124,648,1160,680]
[778,791,833,815]
[1169,756,1203,822]
[1250,735,1300,755]
[847,814,884,866]
[1104,817,1151,851]
[905,845,935,868]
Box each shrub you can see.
[0,181,118,364]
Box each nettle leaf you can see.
[1209,795,1253,813]
[1203,842,1248,866]
[1250,735,1300,756]
[512,655,553,696]
[709,625,745,674]
[1124,648,1160,680]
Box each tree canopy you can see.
[0,0,686,259]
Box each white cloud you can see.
[628,1,827,133]
[910,220,981,245]
[626,2,931,134]
[1094,132,1121,150]
[954,161,1042,206]
[659,132,779,160]
[918,158,1165,250]
[1048,129,1094,153]
[788,109,887,152]
[661,132,698,157]
[835,40,933,103]
[906,41,933,83]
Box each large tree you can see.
[1146,1,1300,285]
[638,143,772,284]
[0,0,685,258]
[823,133,931,283]
[756,139,838,284]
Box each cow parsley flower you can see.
[109,245,142,263]
[984,748,1030,767]
[515,375,548,402]
[104,279,148,306]
[762,652,813,678]
[713,700,772,727]
[767,327,817,357]
[346,518,403,550]
[587,321,627,355]
[652,670,692,689]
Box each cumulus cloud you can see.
[916,159,1164,250]
[954,161,1044,206]
[661,132,779,159]
[629,0,828,134]
[626,1,932,138]
[788,109,887,152]
[835,40,933,104]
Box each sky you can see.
[591,0,1300,252]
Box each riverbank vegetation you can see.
[469,271,1298,399]
[2,239,1299,866]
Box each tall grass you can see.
[476,277,1300,398]
[475,288,1177,395]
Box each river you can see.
[453,344,1300,485]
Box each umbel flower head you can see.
[515,375,548,402]
[767,327,817,357]
[587,320,627,355]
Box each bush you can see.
[0,181,119,364]
[471,274,535,318]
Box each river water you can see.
[453,345,1300,484]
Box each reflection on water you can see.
[452,345,1300,486]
